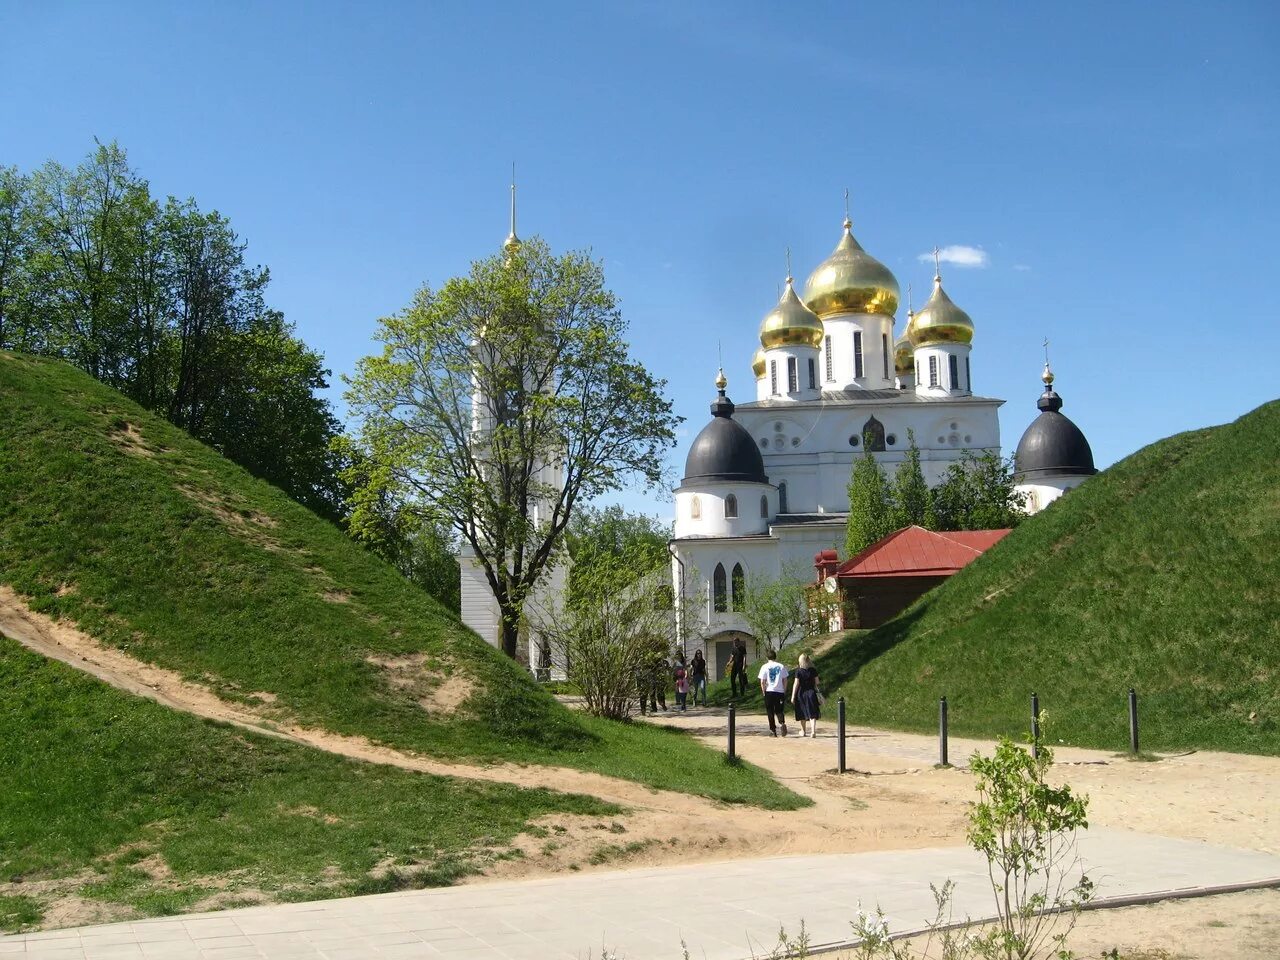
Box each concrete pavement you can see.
[5,828,1280,959]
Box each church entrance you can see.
[707,630,754,681]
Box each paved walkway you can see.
[6,829,1280,959]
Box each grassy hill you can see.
[818,399,1280,755]
[0,352,802,810]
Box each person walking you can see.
[758,649,789,737]
[674,660,689,711]
[729,637,748,699]
[791,653,822,738]
[689,649,708,706]
[648,652,668,712]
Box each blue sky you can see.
[4,2,1277,514]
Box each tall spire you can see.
[503,163,520,254]
[1042,338,1054,387]
[843,187,851,230]
[932,246,942,284]
[907,282,914,316]
[785,246,793,284]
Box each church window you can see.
[760,495,768,518]
[854,331,864,379]
[861,416,886,452]
[886,433,897,446]
[731,563,746,609]
[725,494,738,519]
[849,435,859,447]
[770,360,778,395]
[915,361,920,383]
[713,564,727,613]
[929,355,939,387]
[882,333,890,380]
[787,357,798,393]
[778,481,788,513]
[807,357,816,390]
[690,495,701,520]
[824,336,833,381]
[949,354,959,390]
[966,356,972,391]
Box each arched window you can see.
[724,494,738,519]
[713,563,727,613]
[690,495,701,520]
[861,415,886,452]
[731,563,746,609]
[778,481,788,514]
[760,495,769,518]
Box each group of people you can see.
[637,637,824,738]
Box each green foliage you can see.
[0,639,612,925]
[343,238,680,657]
[0,142,346,520]
[736,573,809,660]
[846,441,893,556]
[933,451,1027,532]
[888,430,932,530]
[566,504,670,606]
[0,894,43,934]
[820,400,1280,755]
[0,353,804,809]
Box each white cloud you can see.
[917,245,989,268]
[1013,263,1031,272]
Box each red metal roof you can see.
[835,526,1012,579]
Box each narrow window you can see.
[778,481,788,513]
[690,495,701,519]
[949,354,959,390]
[770,360,778,395]
[824,335,833,381]
[787,356,798,393]
[915,361,920,383]
[965,356,972,391]
[882,333,890,380]
[929,355,938,387]
[807,357,816,390]
[725,494,738,519]
[713,564,727,613]
[731,563,745,609]
[854,331,864,379]
[760,495,768,518]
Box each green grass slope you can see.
[0,637,615,931]
[820,400,1280,754]
[0,352,802,809]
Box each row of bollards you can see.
[725,689,1144,769]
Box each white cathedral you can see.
[461,201,1097,678]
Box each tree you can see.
[0,167,35,351]
[565,504,670,605]
[845,438,893,557]
[737,573,808,659]
[932,451,1027,532]
[344,238,680,659]
[887,428,932,531]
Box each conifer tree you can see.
[845,438,892,556]
[889,429,931,530]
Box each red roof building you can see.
[828,526,1012,628]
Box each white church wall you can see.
[820,314,896,391]
[674,482,775,539]
[1016,476,1089,514]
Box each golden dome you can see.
[893,329,914,376]
[759,276,824,350]
[802,218,900,319]
[751,349,766,378]
[908,276,974,347]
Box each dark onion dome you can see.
[1014,366,1097,480]
[683,371,769,485]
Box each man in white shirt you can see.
[758,649,789,737]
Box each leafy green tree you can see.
[887,428,931,531]
[932,451,1027,532]
[343,238,680,659]
[845,439,893,556]
[565,504,669,605]
[0,167,35,351]
[736,572,809,659]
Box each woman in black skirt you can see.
[790,653,822,738]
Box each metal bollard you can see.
[1031,691,1041,758]
[1129,688,1139,754]
[939,696,949,767]
[728,702,736,761]
[837,697,847,773]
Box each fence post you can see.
[728,702,736,761]
[1129,688,1139,754]
[1031,692,1041,758]
[939,696,949,767]
[837,697,847,773]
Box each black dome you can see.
[683,390,768,485]
[1014,388,1097,480]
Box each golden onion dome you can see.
[751,348,766,378]
[908,275,974,347]
[759,276,824,350]
[802,218,900,319]
[893,329,915,376]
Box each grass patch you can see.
[0,352,802,810]
[0,894,43,933]
[0,640,617,925]
[814,400,1280,756]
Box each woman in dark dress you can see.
[790,653,822,738]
